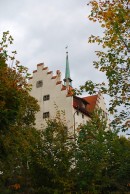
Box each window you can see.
[82,102,86,109]
[102,110,107,119]
[43,112,50,119]
[77,111,79,116]
[36,80,43,88]
[43,95,50,101]
[82,114,84,119]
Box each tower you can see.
[63,50,72,88]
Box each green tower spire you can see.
[65,51,70,79]
[64,50,72,86]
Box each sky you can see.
[0,0,106,89]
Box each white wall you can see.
[29,64,74,131]
[72,108,90,129]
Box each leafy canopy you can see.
[0,31,40,193]
[80,0,130,131]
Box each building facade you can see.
[29,53,108,133]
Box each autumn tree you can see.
[0,31,40,193]
[80,0,130,131]
[0,32,39,130]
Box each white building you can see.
[29,52,108,133]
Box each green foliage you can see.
[75,109,130,193]
[29,110,130,194]
[30,114,75,193]
[106,136,130,192]
[0,31,39,131]
[0,31,40,193]
[80,0,130,131]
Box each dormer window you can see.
[82,102,86,109]
[36,80,43,88]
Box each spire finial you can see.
[65,45,68,54]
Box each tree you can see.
[30,113,75,194]
[75,109,111,193]
[0,31,40,193]
[106,135,130,193]
[75,109,130,193]
[80,0,130,131]
[0,32,39,131]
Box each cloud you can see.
[0,0,105,90]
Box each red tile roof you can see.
[43,67,48,70]
[73,94,98,116]
[66,93,73,97]
[61,85,74,96]
[51,76,57,79]
[83,95,98,112]
[61,85,66,91]
[67,86,74,96]
[47,71,52,74]
[56,81,62,85]
[37,63,44,66]
[33,70,37,73]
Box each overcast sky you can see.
[0,0,106,89]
